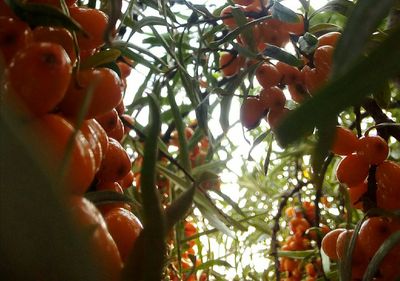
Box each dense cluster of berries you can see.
[1,1,142,280]
[280,202,327,281]
[218,1,340,131]
[319,126,400,280]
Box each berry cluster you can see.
[320,126,400,280]
[218,1,340,132]
[1,1,142,280]
[280,202,327,281]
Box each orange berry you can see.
[69,196,122,281]
[301,65,327,94]
[317,31,341,47]
[107,115,125,142]
[104,208,143,263]
[96,137,131,182]
[32,114,96,194]
[0,1,15,17]
[336,154,369,186]
[348,181,367,210]
[284,15,305,36]
[275,62,302,85]
[32,26,76,65]
[356,135,389,165]
[255,63,282,88]
[59,68,122,120]
[240,97,265,129]
[95,109,119,132]
[233,0,254,5]
[80,119,105,172]
[27,0,77,7]
[69,6,108,51]
[376,160,400,210]
[287,83,309,103]
[220,5,245,29]
[358,216,400,260]
[336,229,365,263]
[289,217,310,235]
[331,126,360,156]
[259,19,290,47]
[259,86,286,110]
[266,107,289,129]
[0,17,32,65]
[118,170,134,189]
[219,52,244,77]
[321,228,345,260]
[5,42,71,116]
[184,221,197,237]
[313,45,334,74]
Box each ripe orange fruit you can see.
[275,62,302,85]
[219,52,244,77]
[233,0,254,5]
[220,5,245,29]
[59,67,122,120]
[255,63,282,89]
[89,118,109,162]
[287,83,309,103]
[356,135,389,165]
[69,196,123,281]
[69,6,108,51]
[80,119,105,172]
[376,160,400,210]
[104,208,143,263]
[313,45,334,74]
[321,228,345,260]
[358,216,400,260]
[95,181,131,214]
[336,154,369,186]
[347,181,367,210]
[259,19,290,47]
[317,31,341,47]
[32,26,76,65]
[32,114,95,194]
[336,229,366,263]
[289,217,310,236]
[5,42,71,116]
[301,65,327,94]
[266,107,290,129]
[106,115,125,142]
[259,86,286,110]
[284,15,305,36]
[240,97,265,129]
[118,170,134,189]
[96,137,131,182]
[331,126,360,156]
[0,17,32,64]
[95,109,119,132]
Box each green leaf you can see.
[308,23,342,35]
[271,1,300,23]
[362,231,400,281]
[333,0,397,76]
[275,24,400,147]
[84,190,137,206]
[80,49,121,70]
[310,0,355,19]
[128,16,168,34]
[219,94,233,133]
[373,81,391,109]
[277,250,316,259]
[298,32,318,55]
[5,0,84,33]
[165,186,196,231]
[262,45,303,67]
[195,259,233,271]
[125,94,166,281]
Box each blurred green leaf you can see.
[80,49,121,70]
[362,230,400,281]
[333,0,397,76]
[373,81,391,109]
[262,45,303,67]
[165,186,196,231]
[298,32,318,55]
[271,1,300,23]
[5,0,84,33]
[310,0,354,19]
